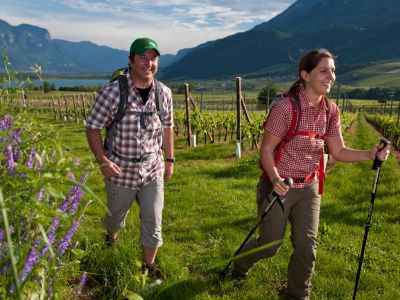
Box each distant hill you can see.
[0,19,128,74]
[160,0,400,80]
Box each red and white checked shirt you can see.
[86,71,173,189]
[265,87,341,188]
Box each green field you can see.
[2,110,395,299]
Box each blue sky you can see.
[0,0,295,55]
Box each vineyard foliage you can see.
[366,115,400,150]
[173,109,355,147]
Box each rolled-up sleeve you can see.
[86,83,119,129]
[160,84,174,129]
[326,102,341,137]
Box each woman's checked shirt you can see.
[265,88,341,188]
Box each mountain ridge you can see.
[160,0,400,80]
[2,0,400,81]
[0,19,128,73]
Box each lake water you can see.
[30,78,108,88]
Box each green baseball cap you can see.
[129,37,160,56]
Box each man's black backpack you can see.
[104,68,165,158]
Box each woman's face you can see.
[302,57,336,97]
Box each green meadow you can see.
[26,111,398,299]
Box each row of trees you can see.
[27,82,102,93]
[257,83,399,104]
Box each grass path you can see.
[37,112,399,299]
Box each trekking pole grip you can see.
[372,138,390,170]
[284,177,294,187]
[271,177,293,196]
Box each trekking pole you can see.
[353,138,390,300]
[218,177,293,277]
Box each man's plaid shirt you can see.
[264,87,341,188]
[86,71,173,189]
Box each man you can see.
[86,37,174,277]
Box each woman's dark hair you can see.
[288,48,334,95]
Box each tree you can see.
[257,81,278,104]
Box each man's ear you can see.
[129,55,135,65]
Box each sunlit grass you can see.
[28,113,400,299]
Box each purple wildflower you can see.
[1,261,11,274]
[69,173,87,214]
[76,271,88,294]
[68,170,75,183]
[13,145,20,162]
[6,144,14,173]
[69,190,83,215]
[21,238,41,283]
[40,216,60,257]
[47,217,60,245]
[12,128,23,143]
[59,195,73,213]
[0,226,14,245]
[73,158,81,166]
[0,231,4,244]
[56,216,84,256]
[37,188,45,201]
[0,115,12,131]
[26,147,36,168]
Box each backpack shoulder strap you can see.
[115,75,129,123]
[154,78,164,125]
[273,94,301,165]
[287,94,301,137]
[104,74,129,157]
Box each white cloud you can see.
[0,0,296,54]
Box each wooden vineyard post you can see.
[336,83,340,106]
[51,96,57,120]
[81,94,88,121]
[63,95,70,122]
[57,96,63,120]
[236,77,242,158]
[92,92,96,107]
[72,94,78,122]
[183,84,213,146]
[184,83,192,147]
[240,92,259,150]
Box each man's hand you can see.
[164,161,174,180]
[99,159,121,179]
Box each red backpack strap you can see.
[318,97,332,194]
[274,94,300,166]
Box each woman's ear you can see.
[300,70,308,81]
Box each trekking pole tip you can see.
[217,269,228,278]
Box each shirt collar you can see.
[298,86,327,111]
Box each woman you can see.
[232,48,390,299]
